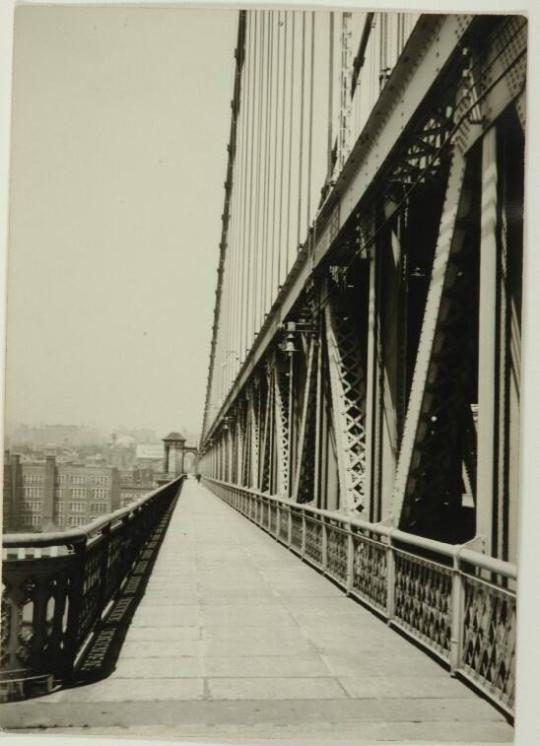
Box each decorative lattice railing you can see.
[204,476,517,717]
[1,476,184,702]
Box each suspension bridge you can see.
[1,10,525,742]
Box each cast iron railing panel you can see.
[1,476,183,702]
[461,573,516,710]
[326,524,348,584]
[204,476,517,717]
[393,549,452,657]
[351,532,388,611]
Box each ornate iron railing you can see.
[1,476,184,702]
[204,476,517,717]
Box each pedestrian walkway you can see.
[0,480,513,743]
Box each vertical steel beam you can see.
[496,178,509,559]
[258,366,273,492]
[235,415,242,485]
[364,245,377,520]
[274,362,290,496]
[324,299,367,512]
[248,390,260,488]
[227,428,233,483]
[287,352,295,495]
[326,303,353,511]
[372,251,384,521]
[476,126,498,553]
[268,368,276,494]
[313,331,323,508]
[293,337,315,501]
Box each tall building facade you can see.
[2,452,120,532]
[119,467,158,508]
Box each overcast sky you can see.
[4,6,237,438]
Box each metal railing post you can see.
[64,541,87,678]
[288,505,292,547]
[450,553,465,673]
[386,535,396,623]
[322,518,328,572]
[98,524,112,612]
[346,524,354,595]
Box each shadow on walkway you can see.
[65,492,180,688]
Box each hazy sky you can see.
[5,6,237,437]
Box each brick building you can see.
[2,452,120,532]
[119,467,157,508]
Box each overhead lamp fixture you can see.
[284,333,298,355]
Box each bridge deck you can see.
[1,480,512,742]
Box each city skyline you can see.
[5,419,200,440]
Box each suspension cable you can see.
[277,11,288,288]
[307,11,315,230]
[286,12,296,273]
[296,12,306,250]
[270,12,281,308]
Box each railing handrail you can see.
[1,474,185,701]
[204,476,517,580]
[2,475,184,550]
[204,476,517,716]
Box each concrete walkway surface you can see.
[0,480,513,743]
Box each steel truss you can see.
[325,289,367,512]
[200,15,525,564]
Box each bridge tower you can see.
[162,431,186,476]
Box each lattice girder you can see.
[325,297,368,512]
[247,384,261,489]
[274,358,290,496]
[258,363,273,493]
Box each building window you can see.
[23,474,43,485]
[68,516,85,527]
[24,487,44,499]
[90,503,107,514]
